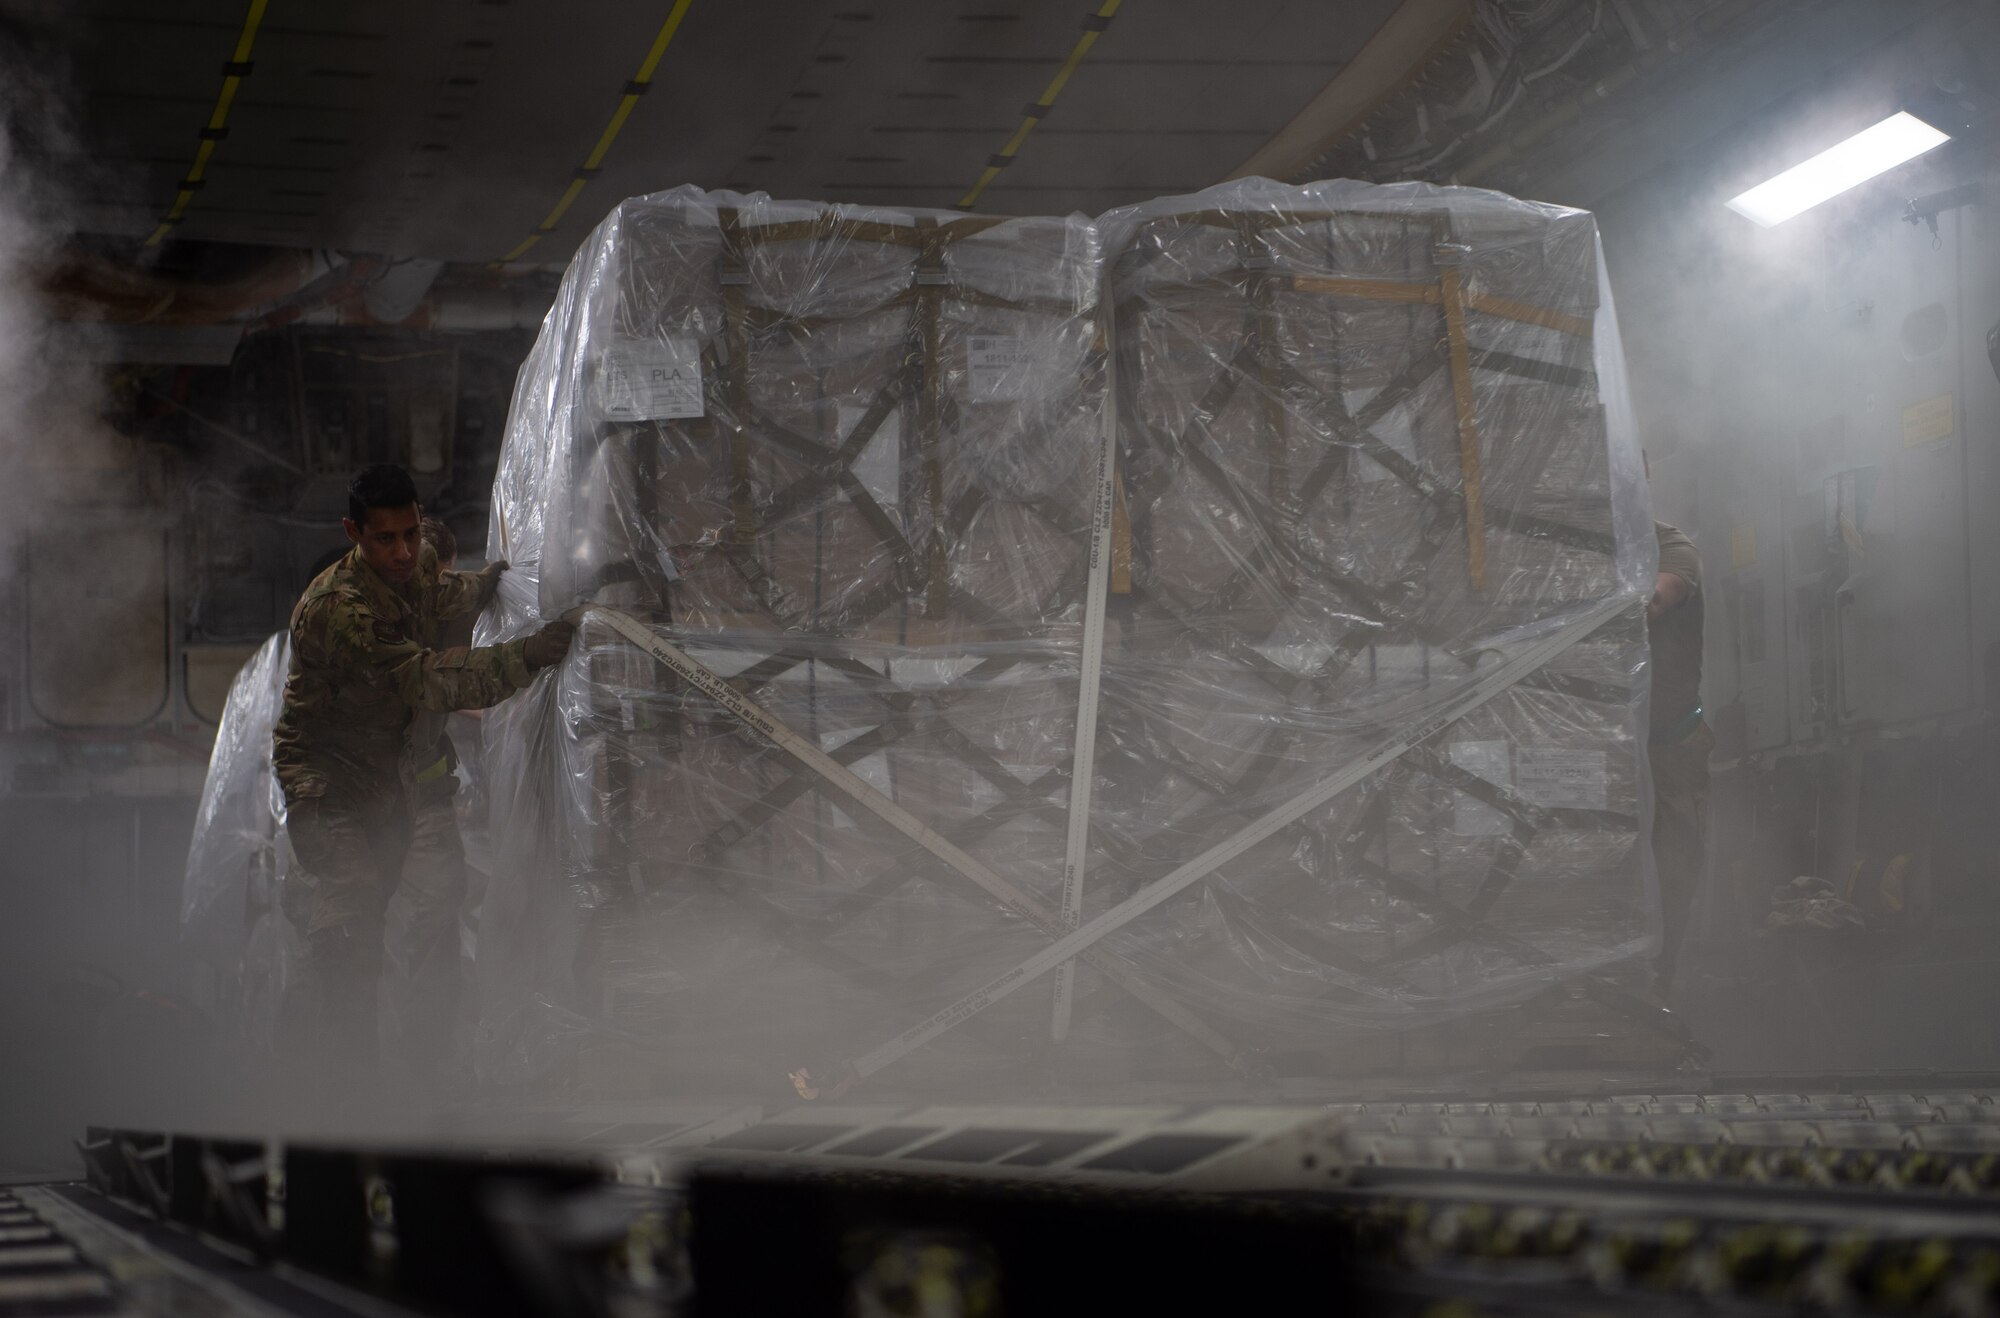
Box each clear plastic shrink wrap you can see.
[474,178,1655,1094]
[181,632,298,1050]
[1089,178,1654,1058]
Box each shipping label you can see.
[602,337,705,420]
[967,334,1035,400]
[1515,747,1606,810]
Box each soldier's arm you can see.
[1655,522,1701,592]
[298,593,536,714]
[434,568,485,623]
[1651,522,1701,618]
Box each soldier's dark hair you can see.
[347,464,419,527]
[420,515,457,565]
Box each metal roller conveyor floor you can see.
[29,1083,2000,1316]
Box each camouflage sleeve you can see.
[434,568,485,623]
[1655,521,1701,593]
[297,592,535,713]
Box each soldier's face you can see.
[344,503,423,584]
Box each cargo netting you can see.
[406,178,1656,1094]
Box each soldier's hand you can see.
[475,559,509,605]
[522,618,577,670]
[1648,570,1690,620]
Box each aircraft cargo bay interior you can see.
[2,2,1999,1313]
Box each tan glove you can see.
[475,559,509,606]
[522,618,577,670]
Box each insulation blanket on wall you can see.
[474,178,1657,1094]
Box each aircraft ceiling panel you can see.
[8,0,1400,263]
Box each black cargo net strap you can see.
[669,672,1073,1037]
[574,204,1630,1090]
[655,212,1108,654]
[573,209,1174,1067]
[716,207,758,548]
[1124,299,1614,606]
[1070,205,1632,1051]
[663,597,1130,1011]
[1089,606,1639,968]
[797,591,1637,1094]
[912,216,951,618]
[585,605,1251,1073]
[697,502,1084,872]
[1086,682,1637,992]
[1119,203,1611,566]
[1119,203,1598,335]
[1122,323,1405,630]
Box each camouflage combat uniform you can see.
[1650,520,1709,991]
[380,608,480,1072]
[274,543,533,1079]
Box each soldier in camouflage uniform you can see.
[1649,520,1709,995]
[274,465,575,1087]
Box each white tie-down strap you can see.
[1050,317,1121,1044]
[830,590,1638,1090]
[581,604,1249,1077]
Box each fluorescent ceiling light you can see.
[1727,111,1950,226]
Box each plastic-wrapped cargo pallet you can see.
[1078,179,1655,1071]
[475,177,1656,1097]
[476,188,1112,1091]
